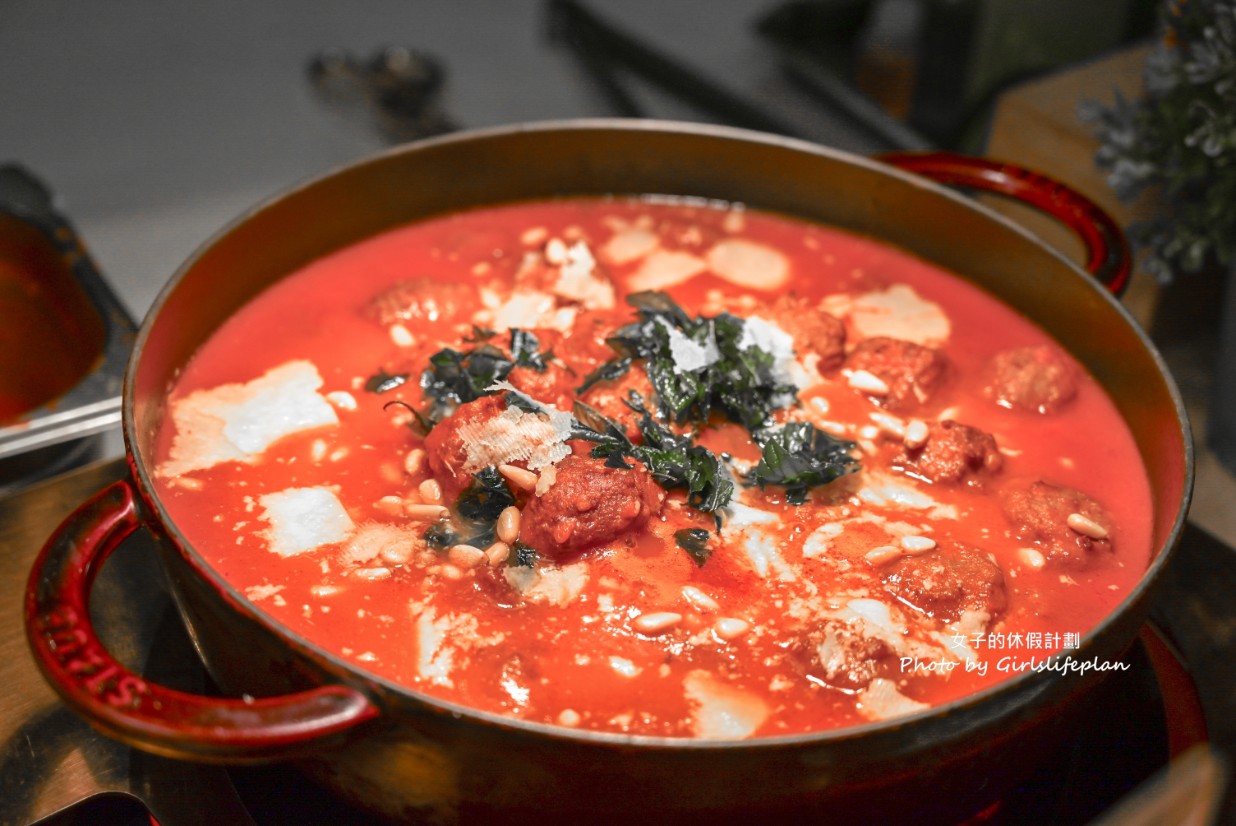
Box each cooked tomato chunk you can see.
[364,277,476,327]
[894,420,1002,485]
[846,336,948,411]
[520,454,664,555]
[881,546,1007,622]
[985,345,1078,414]
[1000,480,1114,564]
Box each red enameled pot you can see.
[24,121,1191,824]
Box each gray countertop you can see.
[3,0,877,323]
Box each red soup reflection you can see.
[152,197,1152,738]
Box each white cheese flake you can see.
[259,487,355,557]
[159,360,338,477]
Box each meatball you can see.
[881,546,1007,622]
[577,364,655,440]
[764,295,847,371]
[794,620,896,691]
[894,420,1002,485]
[985,345,1078,414]
[364,278,475,327]
[846,337,948,411]
[1000,481,1114,564]
[520,454,665,555]
[422,394,511,497]
[507,363,575,410]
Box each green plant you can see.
[1085,0,1236,282]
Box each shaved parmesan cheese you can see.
[684,670,769,738]
[456,403,574,473]
[857,678,928,721]
[847,284,950,344]
[705,239,789,291]
[260,487,354,557]
[551,241,615,310]
[159,360,338,477]
[658,317,720,372]
[627,249,705,292]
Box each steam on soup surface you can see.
[153,197,1151,738]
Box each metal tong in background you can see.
[545,0,932,152]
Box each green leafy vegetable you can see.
[418,329,548,425]
[578,394,734,515]
[746,422,859,505]
[674,528,712,567]
[364,369,409,394]
[587,291,797,431]
[509,541,538,568]
[424,466,517,551]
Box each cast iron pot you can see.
[25,121,1192,824]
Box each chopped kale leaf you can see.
[674,527,712,567]
[423,466,517,552]
[510,541,538,568]
[456,466,517,525]
[364,369,409,394]
[583,291,797,431]
[582,394,734,513]
[576,356,632,394]
[745,422,859,505]
[418,329,548,425]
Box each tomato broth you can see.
[153,197,1153,738]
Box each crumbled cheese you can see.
[341,523,416,567]
[626,249,706,292]
[504,561,588,606]
[683,670,769,738]
[846,284,951,345]
[456,403,574,473]
[705,238,790,291]
[802,523,845,559]
[741,530,797,581]
[259,487,354,557]
[857,472,959,520]
[244,584,285,602]
[857,678,929,721]
[414,608,454,687]
[159,360,338,477]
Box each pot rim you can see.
[123,117,1196,751]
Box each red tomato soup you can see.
[153,198,1152,738]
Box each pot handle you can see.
[877,151,1131,297]
[24,479,381,763]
